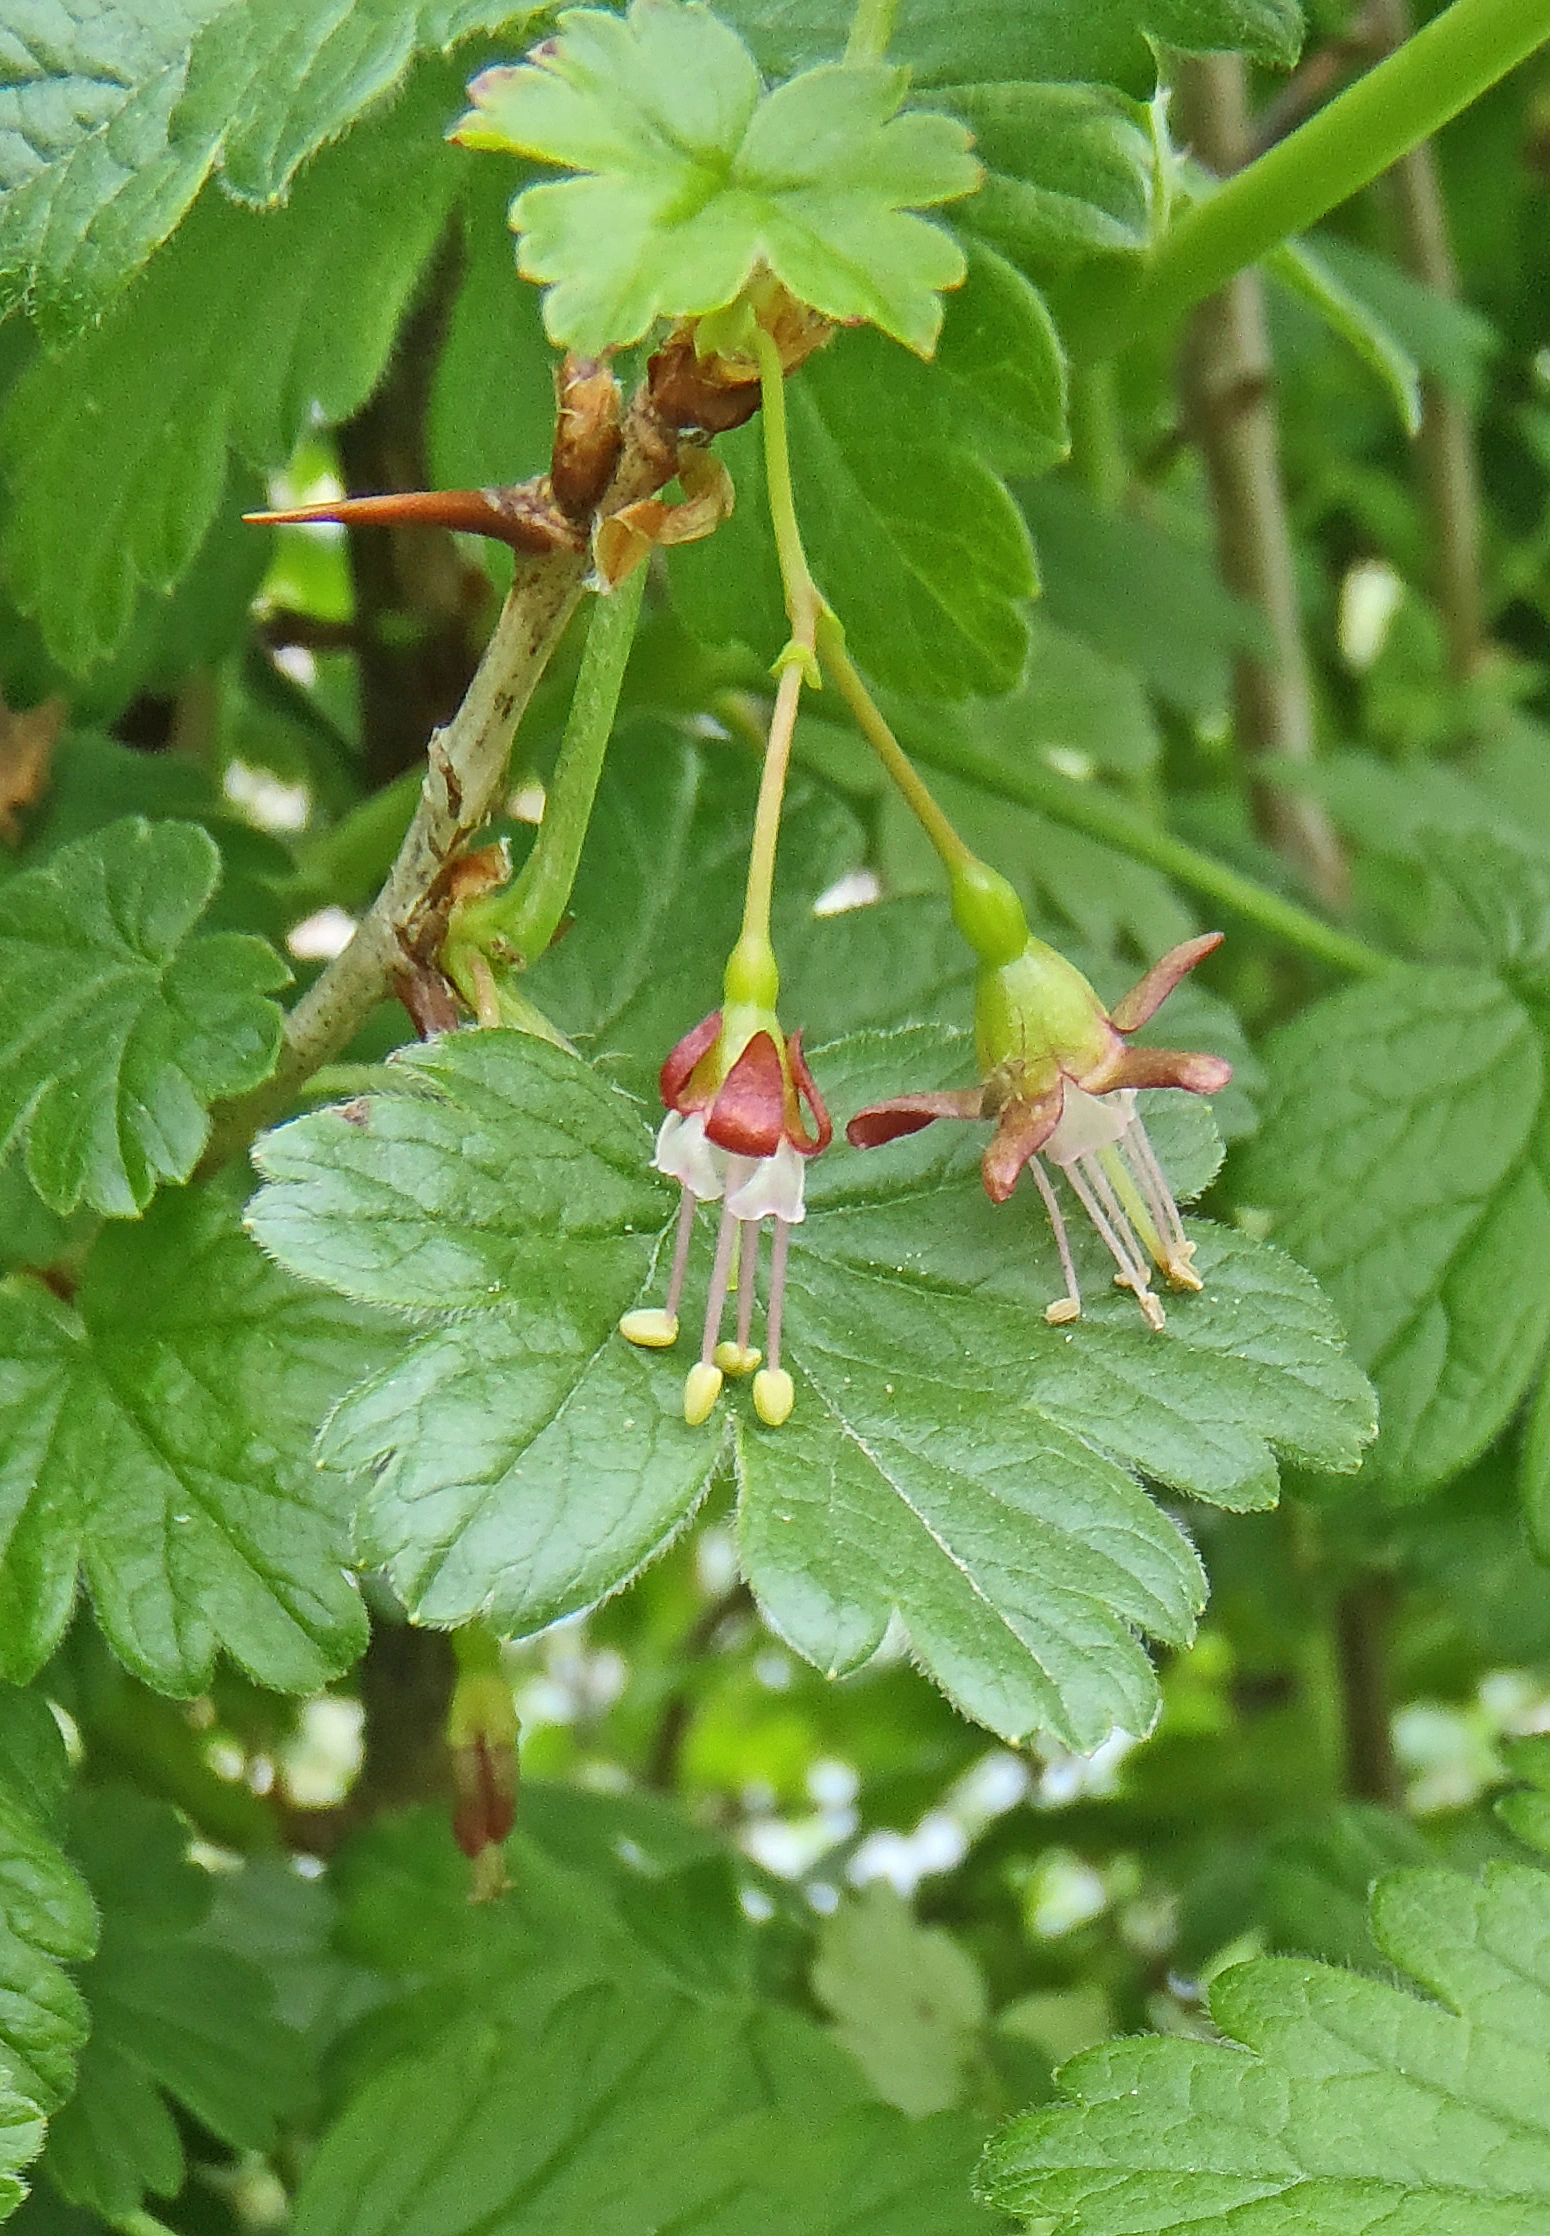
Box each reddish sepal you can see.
[846,1089,986,1150]
[660,1009,721,1111]
[705,1031,786,1157]
[786,1031,833,1154]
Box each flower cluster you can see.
[849,913,1231,1330]
[621,887,1232,1425]
[620,937,829,1427]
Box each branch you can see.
[1175,55,1350,909]
[1113,0,1550,351]
[202,386,679,1168]
[1369,0,1488,684]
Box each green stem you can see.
[1130,0,1550,344]
[738,326,825,954]
[908,728,1394,976]
[1067,361,1127,511]
[817,618,971,873]
[844,0,901,64]
[453,562,646,965]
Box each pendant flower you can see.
[847,916,1231,1331]
[620,938,830,1427]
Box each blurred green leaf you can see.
[718,0,1304,96]
[40,1789,301,2218]
[1,66,467,671]
[813,1884,989,2115]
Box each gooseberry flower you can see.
[620,935,830,1427]
[847,864,1230,1331]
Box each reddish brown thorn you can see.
[244,483,585,556]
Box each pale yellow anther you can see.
[713,1341,762,1378]
[620,1307,679,1349]
[753,1367,795,1427]
[1164,1256,1204,1293]
[1138,1290,1167,1332]
[1045,1297,1081,1326]
[684,1361,724,1426]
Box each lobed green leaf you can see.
[981,1856,1550,2233]
[0,1181,391,1694]
[0,819,286,1217]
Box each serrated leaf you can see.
[718,0,1303,95]
[942,82,1159,280]
[0,820,285,1217]
[1240,961,1550,1495]
[1,66,467,671]
[0,1689,95,2129]
[671,247,1046,697]
[0,2095,42,2225]
[980,1857,1550,2235]
[41,1790,302,2218]
[813,1885,988,2116]
[457,0,979,355]
[0,818,286,1216]
[0,1180,390,1694]
[0,0,534,332]
[250,1019,1371,1750]
[249,1031,723,1634]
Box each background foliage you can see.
[3,0,1550,2231]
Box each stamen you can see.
[620,1185,697,1348]
[699,1203,740,1366]
[715,1221,763,1376]
[753,1218,795,1427]
[684,1201,739,1423]
[1122,1119,1202,1290]
[1029,1157,1082,1325]
[1064,1156,1166,1330]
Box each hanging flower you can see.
[620,940,830,1427]
[847,927,1231,1331]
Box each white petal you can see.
[652,1110,726,1201]
[1045,1085,1136,1167]
[725,1137,807,1224]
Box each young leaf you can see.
[0,1687,95,2125]
[454,0,981,355]
[0,1181,390,1694]
[0,819,286,1217]
[1240,959,1550,1495]
[40,1789,302,2219]
[250,1022,1372,1752]
[1,66,467,672]
[0,0,535,333]
[980,1858,1550,2234]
